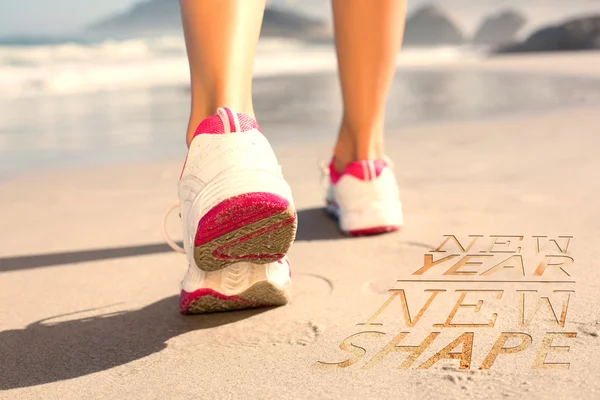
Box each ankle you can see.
[333,124,383,172]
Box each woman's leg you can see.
[174,1,296,315]
[180,0,266,146]
[331,0,407,171]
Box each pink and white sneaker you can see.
[178,258,292,314]
[325,158,403,236]
[163,107,296,314]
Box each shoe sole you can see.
[180,281,291,314]
[194,192,297,272]
[179,261,292,314]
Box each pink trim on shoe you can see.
[194,114,226,135]
[237,113,261,133]
[346,225,400,237]
[179,288,252,314]
[329,159,388,184]
[194,192,292,247]
[276,258,292,278]
[181,109,264,180]
[211,217,294,261]
[194,192,296,263]
[193,108,262,138]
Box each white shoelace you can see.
[162,201,185,254]
[319,160,331,188]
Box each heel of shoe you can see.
[339,201,403,236]
[180,261,292,314]
[193,192,297,271]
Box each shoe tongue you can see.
[193,107,261,137]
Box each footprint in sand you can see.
[292,272,334,297]
[173,319,326,349]
[169,274,333,349]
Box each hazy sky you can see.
[1,0,599,37]
[0,0,138,36]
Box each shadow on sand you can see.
[0,296,273,390]
[0,208,349,389]
[295,207,344,241]
[0,207,345,273]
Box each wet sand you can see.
[3,52,600,180]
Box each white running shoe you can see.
[325,158,403,236]
[178,258,292,314]
[163,107,295,314]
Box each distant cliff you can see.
[260,7,329,38]
[473,10,527,46]
[87,0,181,35]
[87,0,330,39]
[403,5,464,46]
[496,15,600,53]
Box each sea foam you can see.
[0,36,480,99]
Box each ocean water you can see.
[0,35,477,99]
[1,36,600,179]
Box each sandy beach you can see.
[1,52,599,399]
